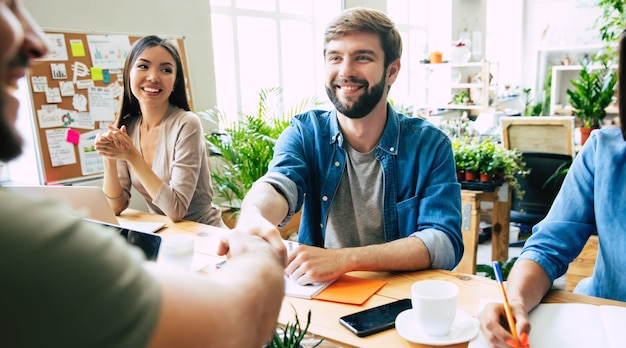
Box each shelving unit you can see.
[535,43,619,116]
[549,65,584,115]
[549,64,618,116]
[414,60,498,116]
[535,43,605,95]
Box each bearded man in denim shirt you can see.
[230,7,463,285]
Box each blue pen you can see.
[493,261,520,345]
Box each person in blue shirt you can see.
[227,7,463,285]
[477,29,626,348]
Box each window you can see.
[485,0,523,92]
[211,0,458,119]
[210,0,341,122]
[387,0,452,114]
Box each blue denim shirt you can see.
[519,127,626,301]
[260,105,463,269]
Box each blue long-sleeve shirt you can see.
[259,105,463,269]
[519,127,626,301]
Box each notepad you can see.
[469,302,626,348]
[284,274,386,303]
[313,274,386,305]
[284,276,336,299]
[282,240,386,302]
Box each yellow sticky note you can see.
[90,67,103,81]
[70,40,85,57]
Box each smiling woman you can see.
[94,36,224,226]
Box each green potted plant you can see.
[452,138,527,201]
[451,138,481,182]
[452,139,467,181]
[201,87,322,228]
[477,138,497,182]
[566,60,617,144]
[265,308,323,348]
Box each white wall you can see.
[522,0,603,93]
[22,0,217,112]
[344,0,386,11]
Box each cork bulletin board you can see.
[26,31,193,184]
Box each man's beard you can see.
[1,53,29,162]
[325,72,386,119]
[0,115,23,162]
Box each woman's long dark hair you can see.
[617,30,626,141]
[115,35,190,128]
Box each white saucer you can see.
[395,309,479,346]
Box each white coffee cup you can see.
[158,234,195,270]
[411,280,459,336]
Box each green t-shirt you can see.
[0,189,161,347]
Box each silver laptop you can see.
[5,185,165,233]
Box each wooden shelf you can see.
[414,59,498,115]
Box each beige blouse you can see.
[110,105,222,226]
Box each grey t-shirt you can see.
[325,141,385,248]
[0,189,161,347]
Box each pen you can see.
[492,261,520,346]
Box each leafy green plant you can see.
[595,0,626,45]
[544,160,572,188]
[522,88,544,116]
[451,138,527,200]
[451,91,471,105]
[265,308,323,348]
[202,87,322,209]
[477,138,498,175]
[476,257,518,280]
[566,61,617,128]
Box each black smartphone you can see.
[339,298,412,337]
[84,219,162,260]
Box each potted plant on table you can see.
[566,60,617,145]
[201,87,322,233]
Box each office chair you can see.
[510,152,573,244]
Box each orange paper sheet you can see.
[313,274,386,305]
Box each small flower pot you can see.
[479,173,495,183]
[456,170,465,181]
[465,171,479,182]
[580,127,598,145]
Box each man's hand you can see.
[218,217,287,266]
[285,245,347,285]
[217,229,283,265]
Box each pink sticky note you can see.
[66,129,80,145]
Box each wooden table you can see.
[118,209,625,348]
[457,184,512,275]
